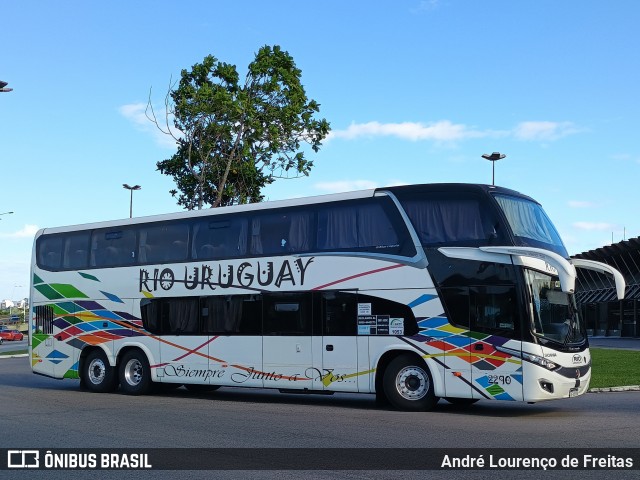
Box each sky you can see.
[1,1,639,302]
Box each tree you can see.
[148,45,330,209]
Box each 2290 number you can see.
[487,375,512,385]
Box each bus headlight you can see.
[496,346,559,371]
[521,352,558,371]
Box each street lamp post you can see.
[0,211,14,220]
[122,184,141,218]
[481,152,506,186]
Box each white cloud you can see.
[119,102,180,149]
[314,180,378,193]
[0,224,39,239]
[328,119,582,144]
[513,121,582,141]
[328,120,490,142]
[573,221,616,231]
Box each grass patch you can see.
[0,349,28,356]
[590,348,640,389]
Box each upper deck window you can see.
[399,193,504,247]
[493,194,568,257]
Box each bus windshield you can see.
[494,194,568,257]
[526,269,586,346]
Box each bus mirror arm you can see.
[480,246,577,295]
[571,259,626,300]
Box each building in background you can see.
[573,238,640,338]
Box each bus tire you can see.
[83,349,118,393]
[119,350,152,395]
[383,354,438,411]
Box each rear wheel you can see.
[383,354,438,411]
[82,349,118,393]
[119,350,152,395]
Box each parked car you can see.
[0,329,23,341]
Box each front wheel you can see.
[82,349,118,393]
[119,350,152,395]
[383,354,438,411]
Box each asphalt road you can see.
[0,337,27,354]
[1,356,639,480]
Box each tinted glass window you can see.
[317,197,412,255]
[202,295,261,335]
[263,293,312,335]
[91,229,137,267]
[193,217,248,260]
[37,235,63,270]
[139,223,189,264]
[62,232,90,269]
[323,291,358,335]
[440,285,520,338]
[400,193,504,246]
[141,297,199,335]
[250,211,313,255]
[494,194,568,257]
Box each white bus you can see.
[30,183,625,411]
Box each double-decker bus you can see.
[29,183,625,411]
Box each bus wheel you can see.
[119,350,152,395]
[383,354,438,411]
[83,349,117,393]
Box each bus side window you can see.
[63,232,90,269]
[91,229,137,267]
[139,223,189,263]
[193,218,248,260]
[316,198,401,252]
[470,285,518,336]
[322,291,357,335]
[38,235,63,270]
[263,293,312,335]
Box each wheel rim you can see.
[395,366,429,401]
[124,358,143,386]
[88,358,107,385]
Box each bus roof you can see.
[35,183,535,236]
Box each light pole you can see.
[0,80,12,92]
[481,152,506,186]
[0,211,13,220]
[123,184,141,218]
[12,285,22,322]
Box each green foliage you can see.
[590,348,640,388]
[155,45,330,209]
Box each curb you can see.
[589,385,640,393]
